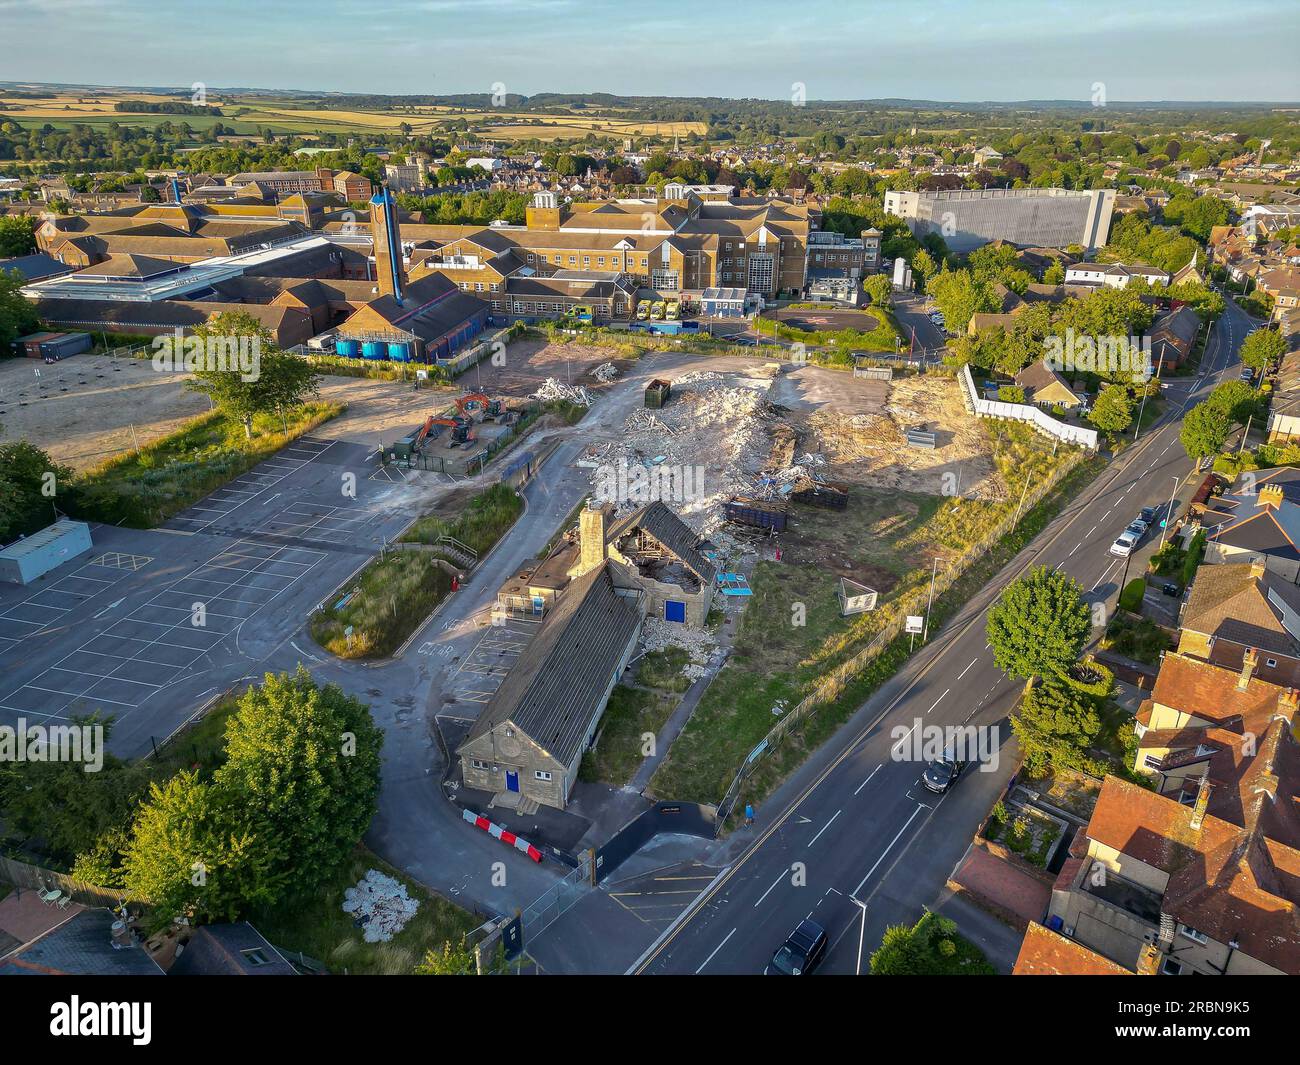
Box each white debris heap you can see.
[590,362,620,382]
[641,616,718,680]
[534,378,593,407]
[342,869,420,943]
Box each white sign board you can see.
[905,615,924,634]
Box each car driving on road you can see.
[921,749,967,794]
[765,919,828,975]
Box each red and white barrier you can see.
[462,807,544,862]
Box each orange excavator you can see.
[428,415,474,446]
[455,392,503,421]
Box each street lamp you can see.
[851,896,868,976]
[1159,475,1180,549]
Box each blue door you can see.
[505,770,519,793]
[664,600,686,623]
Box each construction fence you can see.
[715,444,1089,826]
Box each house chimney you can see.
[1136,944,1162,976]
[1278,687,1299,723]
[1257,483,1285,510]
[1248,558,1268,581]
[1189,774,1213,831]
[1238,647,1259,690]
[574,502,608,577]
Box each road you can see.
[633,298,1252,975]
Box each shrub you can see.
[1118,577,1146,613]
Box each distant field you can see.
[0,92,705,141]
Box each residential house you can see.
[1202,468,1300,580]
[1064,262,1171,289]
[1014,360,1082,409]
[1147,305,1200,371]
[1177,560,1300,685]
[170,922,298,975]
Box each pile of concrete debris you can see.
[641,616,717,681]
[590,362,620,382]
[342,869,421,943]
[534,378,593,407]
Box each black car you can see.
[1139,506,1157,525]
[765,919,827,975]
[921,751,967,794]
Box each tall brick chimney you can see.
[1279,687,1300,723]
[572,502,609,578]
[1238,647,1259,691]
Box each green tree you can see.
[1089,383,1135,433]
[871,913,994,975]
[121,770,286,925]
[1239,328,1286,372]
[0,267,41,356]
[415,939,478,975]
[1179,400,1231,462]
[862,274,892,308]
[0,441,72,541]
[218,667,382,893]
[184,312,319,440]
[1011,679,1104,775]
[0,215,37,257]
[986,566,1091,680]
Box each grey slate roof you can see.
[0,909,164,976]
[459,565,642,769]
[607,501,716,585]
[170,922,297,976]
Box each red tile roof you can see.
[1013,922,1132,975]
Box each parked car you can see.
[921,749,967,794]
[1109,529,1141,558]
[1127,518,1150,536]
[765,919,828,975]
[1139,506,1157,525]
[1161,582,1181,597]
[1240,366,1255,382]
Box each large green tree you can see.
[1089,383,1135,433]
[1238,328,1286,372]
[1011,678,1104,775]
[0,267,41,356]
[1179,400,1231,462]
[218,666,383,888]
[986,566,1091,681]
[184,312,319,439]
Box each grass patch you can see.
[310,551,453,659]
[651,440,1107,815]
[754,305,899,356]
[400,482,523,556]
[578,685,677,787]
[67,402,344,528]
[248,846,478,975]
[637,648,693,694]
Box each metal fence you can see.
[715,445,1088,826]
[519,852,592,942]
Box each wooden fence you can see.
[0,854,132,910]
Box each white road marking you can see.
[925,688,950,715]
[807,810,841,847]
[854,765,882,796]
[695,928,737,973]
[753,873,784,908]
[956,658,978,680]
[853,804,926,897]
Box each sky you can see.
[1,0,1297,103]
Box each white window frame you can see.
[1179,925,1208,944]
[534,770,553,781]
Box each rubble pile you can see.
[641,616,717,680]
[590,362,620,382]
[342,869,420,943]
[533,378,593,407]
[585,370,779,535]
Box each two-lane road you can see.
[635,298,1253,975]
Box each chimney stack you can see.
[1279,687,1299,723]
[573,502,609,578]
[1257,483,1285,510]
[1189,774,1213,831]
[1248,558,1268,581]
[1238,647,1259,691]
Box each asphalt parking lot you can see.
[0,434,425,754]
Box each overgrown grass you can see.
[1100,614,1174,666]
[310,551,453,659]
[400,482,523,556]
[650,440,1107,814]
[67,402,344,528]
[248,846,478,975]
[753,305,899,354]
[637,648,693,694]
[578,685,677,787]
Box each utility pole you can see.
[1012,468,1034,527]
[1159,475,1180,549]
[923,555,940,641]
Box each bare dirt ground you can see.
[0,355,209,471]
[802,375,999,500]
[461,338,635,399]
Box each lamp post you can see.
[1159,475,1180,549]
[851,896,869,976]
